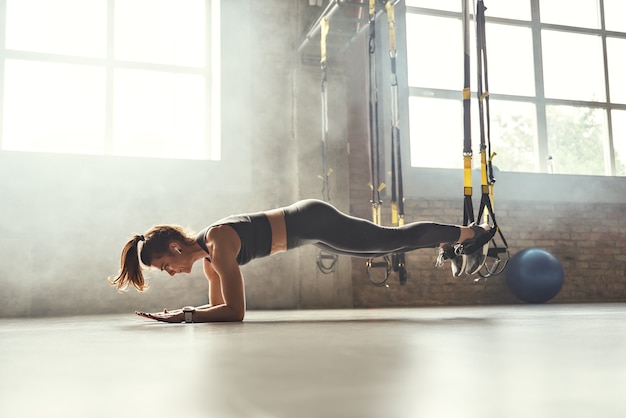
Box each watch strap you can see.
[184,311,193,323]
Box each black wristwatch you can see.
[182,306,196,323]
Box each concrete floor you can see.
[1,305,626,418]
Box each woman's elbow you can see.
[227,305,245,322]
[233,308,245,322]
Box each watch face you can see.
[183,306,195,313]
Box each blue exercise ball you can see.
[505,247,564,303]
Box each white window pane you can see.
[115,0,205,67]
[485,1,531,21]
[489,100,539,173]
[5,0,107,58]
[613,110,626,176]
[546,106,607,175]
[3,60,106,154]
[607,38,626,104]
[540,0,601,29]
[542,31,605,102]
[405,0,459,12]
[409,97,462,168]
[407,15,461,90]
[113,69,207,160]
[485,24,534,96]
[603,0,626,32]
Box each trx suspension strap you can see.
[365,0,392,287]
[317,17,339,274]
[462,0,475,227]
[368,0,384,226]
[474,0,509,277]
[386,0,407,285]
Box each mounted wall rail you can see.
[296,0,400,64]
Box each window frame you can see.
[404,0,626,176]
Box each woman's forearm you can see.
[193,304,244,322]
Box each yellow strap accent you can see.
[398,215,405,227]
[480,91,489,101]
[369,182,386,192]
[320,18,329,64]
[487,183,496,221]
[463,155,472,190]
[372,205,382,225]
[369,0,375,18]
[386,1,396,52]
[480,150,488,186]
[462,88,471,100]
[391,202,399,226]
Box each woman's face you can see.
[151,248,193,276]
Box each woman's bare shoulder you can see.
[206,225,240,253]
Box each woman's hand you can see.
[135,308,184,323]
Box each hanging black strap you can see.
[365,0,392,287]
[475,0,491,225]
[475,0,505,242]
[385,0,407,285]
[462,0,475,227]
[316,17,339,275]
[368,0,384,225]
[474,0,509,277]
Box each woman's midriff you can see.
[265,208,287,255]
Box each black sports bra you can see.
[195,212,272,265]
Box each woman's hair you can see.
[109,224,195,292]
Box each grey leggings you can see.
[283,199,461,259]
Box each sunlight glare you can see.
[5,0,106,58]
[3,60,106,154]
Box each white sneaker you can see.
[436,244,465,277]
[451,254,466,277]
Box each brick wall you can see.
[349,198,626,306]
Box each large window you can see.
[0,0,220,160]
[405,0,626,176]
